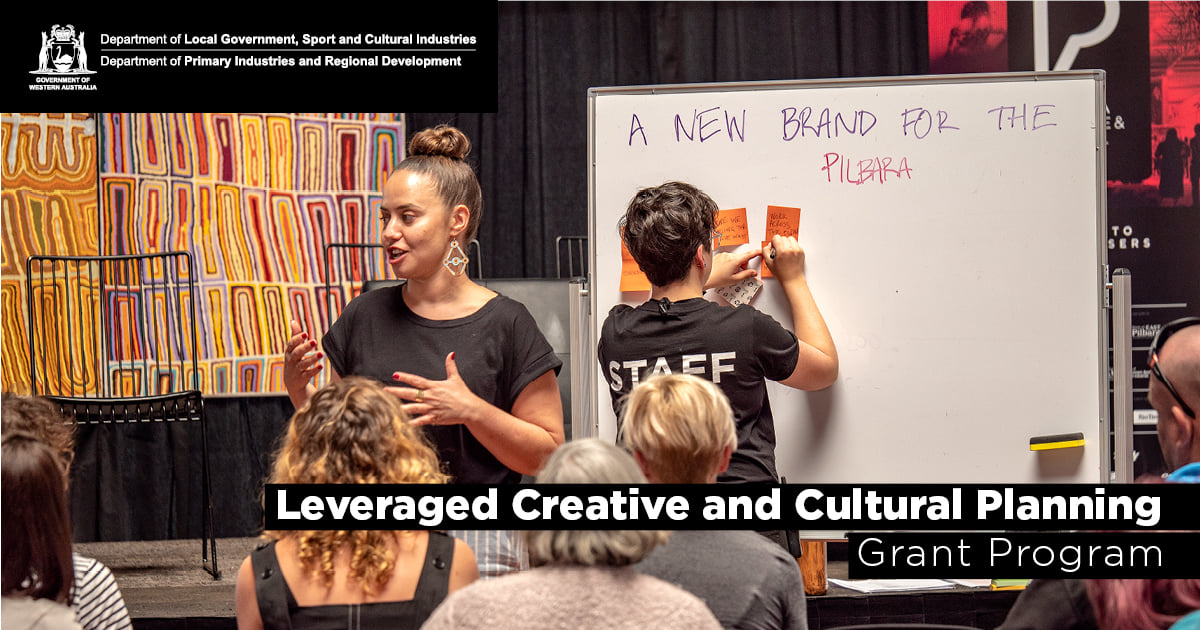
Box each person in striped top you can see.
[2,394,133,630]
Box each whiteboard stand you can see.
[569,278,597,440]
[1110,268,1133,483]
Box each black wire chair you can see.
[555,235,587,279]
[25,251,219,579]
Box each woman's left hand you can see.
[388,352,484,426]
[704,249,761,290]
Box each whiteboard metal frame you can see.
[586,70,1110,483]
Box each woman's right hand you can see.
[762,234,807,282]
[283,319,323,397]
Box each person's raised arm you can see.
[763,235,838,391]
[391,353,564,475]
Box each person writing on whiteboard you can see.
[281,124,565,578]
[597,180,838,553]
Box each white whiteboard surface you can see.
[588,72,1107,484]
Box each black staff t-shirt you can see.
[598,298,799,484]
[323,285,562,485]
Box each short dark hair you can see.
[2,432,75,602]
[620,181,718,287]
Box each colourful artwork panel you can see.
[2,113,405,395]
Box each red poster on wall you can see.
[928,1,1010,75]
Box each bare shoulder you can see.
[235,555,255,591]
[449,537,480,592]
[234,555,264,630]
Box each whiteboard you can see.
[587,72,1108,484]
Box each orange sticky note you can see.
[620,238,651,292]
[714,208,750,247]
[765,205,802,240]
[759,240,774,278]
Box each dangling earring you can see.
[443,240,469,277]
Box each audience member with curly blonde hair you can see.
[235,377,478,630]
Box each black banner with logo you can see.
[3,5,498,112]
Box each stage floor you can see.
[79,538,1019,630]
[76,537,257,626]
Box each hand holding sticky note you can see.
[761,205,801,278]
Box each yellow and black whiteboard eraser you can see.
[1029,432,1085,451]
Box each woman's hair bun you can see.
[408,124,471,160]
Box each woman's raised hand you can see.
[283,319,323,397]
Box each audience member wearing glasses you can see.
[997,316,1200,630]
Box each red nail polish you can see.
[450,352,456,361]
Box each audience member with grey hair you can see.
[420,439,722,630]
[623,374,808,630]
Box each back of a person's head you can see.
[620,374,736,483]
[271,376,445,486]
[621,181,718,287]
[1,393,76,478]
[523,439,667,567]
[1154,323,1200,472]
[266,377,446,596]
[1,432,75,603]
[1087,579,1200,630]
[1162,325,1200,408]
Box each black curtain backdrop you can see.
[71,397,294,541]
[78,2,929,542]
[413,1,929,280]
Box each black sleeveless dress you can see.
[250,531,455,629]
